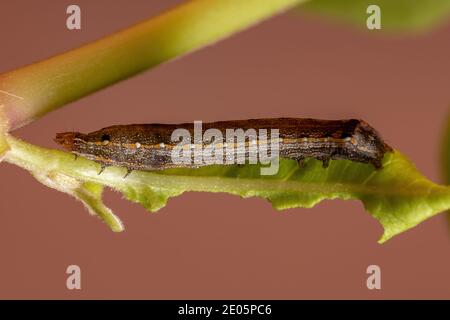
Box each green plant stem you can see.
[0,0,306,131]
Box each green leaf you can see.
[31,166,124,232]
[300,0,450,32]
[4,136,450,243]
[3,135,122,231]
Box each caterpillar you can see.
[55,118,392,176]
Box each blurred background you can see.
[0,0,449,298]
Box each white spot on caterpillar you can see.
[102,140,109,146]
[135,142,141,148]
[160,142,165,148]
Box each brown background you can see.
[1,0,450,299]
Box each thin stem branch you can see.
[0,0,306,131]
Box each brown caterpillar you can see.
[55,118,392,176]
